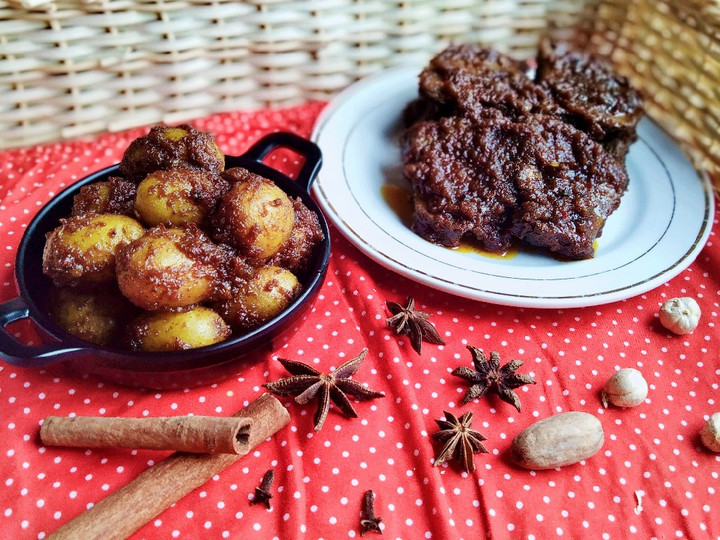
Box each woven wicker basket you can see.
[1,0,718,180]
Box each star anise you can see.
[385,296,445,354]
[432,410,489,473]
[263,349,385,431]
[451,347,536,412]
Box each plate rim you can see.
[311,65,715,308]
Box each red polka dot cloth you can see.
[0,104,718,540]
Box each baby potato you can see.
[49,287,135,346]
[134,168,228,226]
[115,225,222,310]
[127,306,231,352]
[119,124,224,183]
[213,168,295,259]
[42,213,145,286]
[267,197,324,274]
[216,265,301,331]
[71,177,136,216]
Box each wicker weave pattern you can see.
[1,0,598,147]
[595,0,720,179]
[1,0,719,185]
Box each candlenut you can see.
[658,297,701,335]
[601,368,648,408]
[700,413,720,453]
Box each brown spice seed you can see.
[432,410,489,474]
[360,489,383,535]
[263,349,385,431]
[451,347,536,412]
[250,468,275,509]
[385,296,445,354]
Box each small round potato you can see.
[115,225,222,310]
[217,265,301,331]
[49,287,134,346]
[134,168,227,226]
[267,197,324,273]
[119,124,224,183]
[42,213,145,286]
[213,168,295,259]
[71,177,136,216]
[127,306,231,352]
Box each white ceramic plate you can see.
[311,66,715,308]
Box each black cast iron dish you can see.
[0,132,330,389]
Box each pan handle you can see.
[240,131,323,191]
[0,296,82,367]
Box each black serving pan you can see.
[0,132,330,389]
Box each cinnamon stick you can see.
[40,415,252,454]
[48,393,289,540]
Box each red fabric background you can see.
[0,104,718,539]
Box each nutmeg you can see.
[510,412,604,470]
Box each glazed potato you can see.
[267,197,324,273]
[116,225,223,310]
[216,265,301,331]
[42,213,145,286]
[134,169,227,226]
[213,168,295,259]
[42,123,326,354]
[50,288,134,346]
[71,177,136,216]
[127,306,231,352]
[119,124,224,183]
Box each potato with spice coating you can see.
[127,306,232,352]
[134,168,229,226]
[42,123,325,351]
[266,197,324,274]
[116,224,225,311]
[50,287,136,346]
[42,213,145,287]
[71,177,136,216]
[216,265,301,332]
[212,167,295,259]
[119,124,224,183]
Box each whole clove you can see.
[250,469,275,509]
[360,489,382,535]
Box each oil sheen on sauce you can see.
[380,183,414,227]
[381,183,519,260]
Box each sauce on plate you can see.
[381,183,519,260]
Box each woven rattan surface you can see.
[592,0,720,181]
[1,0,718,180]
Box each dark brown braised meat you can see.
[402,43,642,260]
[409,42,643,155]
[510,116,629,259]
[402,116,518,252]
[419,44,527,105]
[403,114,629,260]
[424,44,551,121]
[535,40,644,158]
[405,44,551,126]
